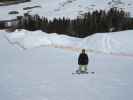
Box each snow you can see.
[4,29,81,49]
[0,0,133,99]
[4,29,133,56]
[0,0,133,20]
[0,29,133,100]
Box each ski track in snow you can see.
[102,33,113,53]
[101,33,130,57]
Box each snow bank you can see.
[3,29,133,55]
[4,29,81,49]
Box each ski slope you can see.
[0,0,133,20]
[0,0,133,99]
[0,29,133,100]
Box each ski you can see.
[72,69,95,75]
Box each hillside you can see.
[0,0,133,20]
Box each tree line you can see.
[14,8,133,38]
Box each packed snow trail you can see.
[0,32,133,100]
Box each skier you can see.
[78,49,89,73]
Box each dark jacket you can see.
[78,53,89,65]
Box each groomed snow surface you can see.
[0,30,133,100]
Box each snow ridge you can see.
[3,29,133,57]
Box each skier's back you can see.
[78,49,89,73]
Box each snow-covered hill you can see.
[3,29,133,57]
[0,0,133,20]
[0,29,133,100]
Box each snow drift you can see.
[3,29,133,56]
